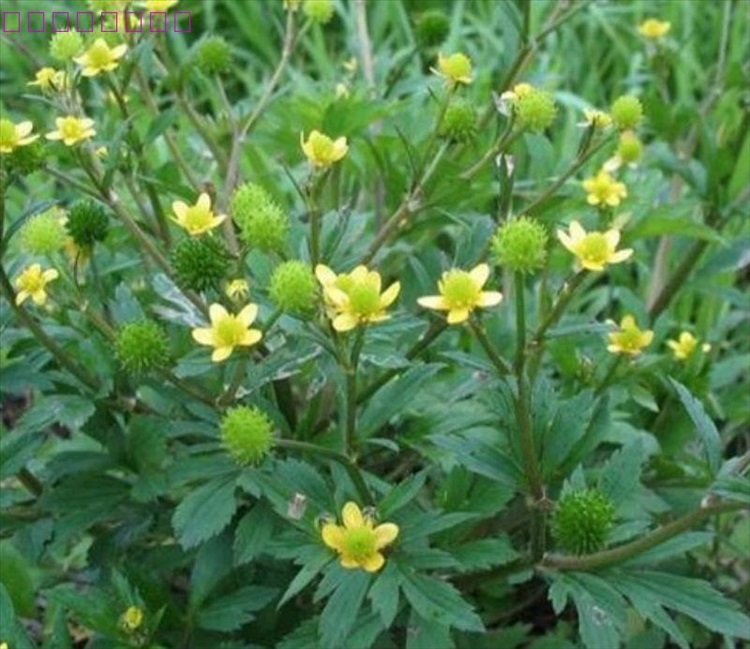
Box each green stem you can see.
[276,439,374,506]
[461,126,521,180]
[541,500,746,571]
[595,356,623,395]
[469,319,512,375]
[344,328,365,457]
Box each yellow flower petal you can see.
[212,346,233,362]
[469,263,490,288]
[321,524,345,551]
[380,282,400,308]
[342,502,364,529]
[374,523,399,549]
[209,303,229,323]
[447,308,470,324]
[417,295,448,310]
[192,327,214,345]
[237,303,258,327]
[361,552,385,572]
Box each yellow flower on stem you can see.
[417,263,502,325]
[638,18,671,39]
[14,264,59,306]
[607,315,653,356]
[28,67,68,92]
[580,109,612,129]
[315,264,400,332]
[582,170,627,207]
[300,130,348,168]
[46,116,96,146]
[321,501,399,573]
[225,278,250,301]
[74,38,127,77]
[433,52,473,86]
[557,220,633,272]
[119,606,144,632]
[171,193,227,236]
[500,82,534,103]
[191,303,262,363]
[0,119,39,153]
[666,331,711,361]
[139,0,178,11]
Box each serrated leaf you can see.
[599,440,643,506]
[669,379,721,474]
[368,561,400,628]
[278,547,332,608]
[172,476,238,549]
[319,570,372,648]
[451,536,520,572]
[398,566,484,633]
[197,585,277,632]
[710,474,750,504]
[233,501,276,566]
[406,609,455,649]
[379,470,427,518]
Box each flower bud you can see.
[491,216,548,273]
[616,131,643,165]
[193,36,233,76]
[231,183,289,253]
[66,200,109,249]
[171,236,230,292]
[303,0,334,23]
[552,488,615,555]
[439,98,478,143]
[20,207,67,255]
[221,406,274,466]
[515,88,557,132]
[269,260,318,314]
[115,320,170,374]
[50,31,84,61]
[415,10,450,48]
[610,95,643,131]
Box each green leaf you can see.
[398,565,484,633]
[233,501,276,566]
[0,583,35,649]
[359,364,444,437]
[368,561,401,628]
[318,569,372,648]
[127,415,167,472]
[172,475,238,549]
[622,532,713,567]
[599,440,644,506]
[278,547,332,608]
[430,434,520,489]
[406,609,455,649]
[189,533,234,611]
[451,536,520,572]
[379,469,427,518]
[197,585,277,632]
[0,542,35,617]
[628,204,724,243]
[542,390,594,479]
[0,428,44,480]
[669,379,721,474]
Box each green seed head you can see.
[492,216,548,273]
[303,0,335,23]
[66,200,109,249]
[439,98,478,143]
[269,260,318,314]
[617,131,643,164]
[193,36,233,76]
[221,406,274,466]
[20,207,68,255]
[415,10,450,48]
[115,320,170,374]
[515,88,557,132]
[231,183,289,254]
[3,139,47,177]
[50,31,84,61]
[552,488,615,555]
[610,95,644,131]
[171,237,230,293]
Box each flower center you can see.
[311,135,334,160]
[342,527,377,562]
[61,118,84,139]
[0,120,16,147]
[18,268,43,292]
[578,233,610,264]
[616,329,643,351]
[348,282,381,317]
[441,270,480,309]
[184,206,212,232]
[215,317,244,347]
[89,42,113,68]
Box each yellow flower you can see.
[500,82,533,103]
[46,116,96,146]
[283,0,300,10]
[582,170,627,207]
[321,502,399,573]
[300,130,348,168]
[0,119,39,154]
[171,193,227,236]
[14,264,59,306]
[581,109,612,129]
[638,18,671,39]
[607,315,653,356]
[417,263,503,325]
[225,278,250,301]
[434,52,473,86]
[335,83,350,100]
[192,303,262,362]
[315,264,400,332]
[139,0,178,10]
[28,67,68,92]
[557,220,633,272]
[666,331,711,361]
[74,38,127,77]
[119,606,144,632]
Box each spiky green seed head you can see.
[171,236,230,292]
[115,320,170,374]
[231,183,289,254]
[491,216,548,273]
[50,31,84,61]
[610,95,644,131]
[515,88,557,132]
[303,0,334,23]
[221,406,274,466]
[415,10,450,48]
[439,98,478,143]
[193,36,233,76]
[269,260,318,314]
[66,200,109,249]
[20,207,68,255]
[552,488,615,555]
[2,139,47,177]
[617,131,643,164]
